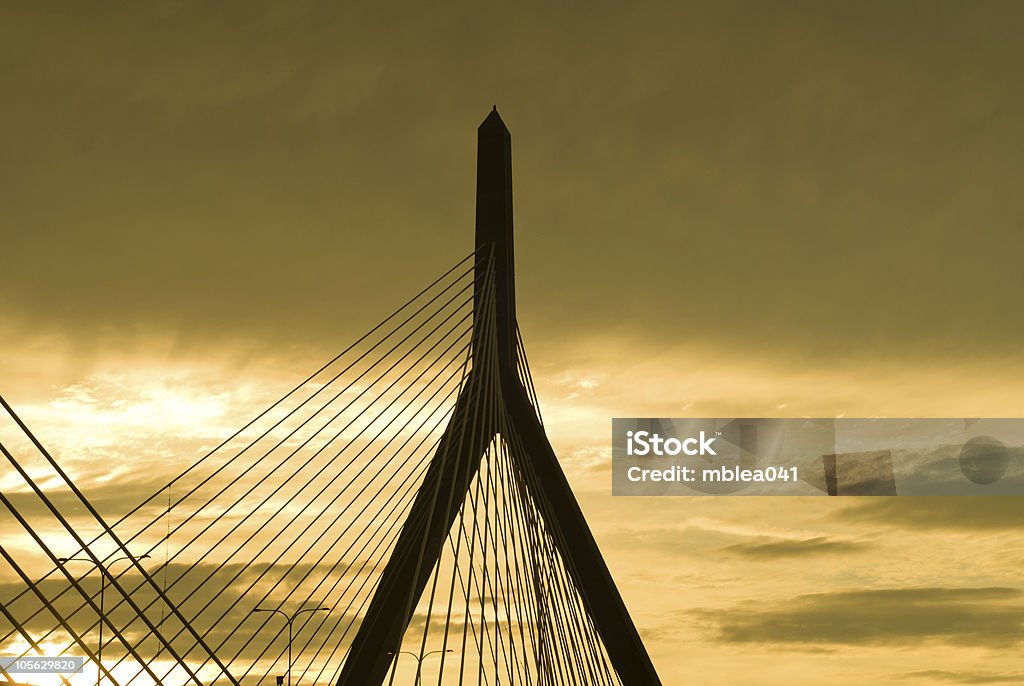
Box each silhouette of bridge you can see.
[0,111,662,686]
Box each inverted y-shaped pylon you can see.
[338,109,662,686]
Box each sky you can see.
[2,2,1024,685]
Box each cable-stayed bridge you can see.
[0,110,661,686]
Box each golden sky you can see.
[2,2,1024,685]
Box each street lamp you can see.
[386,649,453,686]
[58,553,150,686]
[251,605,328,686]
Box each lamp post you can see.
[58,553,150,686]
[251,605,328,686]
[386,649,453,686]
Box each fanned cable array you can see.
[0,252,624,686]
[335,252,624,686]
[0,107,662,686]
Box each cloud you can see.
[601,525,694,552]
[722,536,870,559]
[3,2,1024,363]
[835,498,1024,531]
[898,671,1024,684]
[697,587,1024,649]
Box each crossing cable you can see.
[442,323,561,686]
[542,504,618,686]
[409,480,497,686]
[273,401,464,686]
[0,545,103,686]
[442,486,524,686]
[414,265,509,686]
[432,432,471,685]
[450,450,501,686]
[0,542,76,686]
[472,296,510,686]
[543,480,618,686]
[493,436,537,685]
[411,426,481,679]
[479,368,502,684]
[294,450,446,686]
[472,259,505,686]
[0,467,174,686]
[0,593,73,686]
[0,252,483,650]
[500,436,552,685]
[496,443,523,684]
[316,411,519,686]
[399,251,498,686]
[106,306,475,672]
[270,409,459,686]
[501,441,576,686]
[446,263,500,686]
[138,364,468,686]
[319,410,488,686]
[490,423,528,684]
[485,438,532,685]
[292,354,499,686]
[528,468,604,683]
[448,499,497,686]
[501,419,591,685]
[440,409,544,686]
[0,425,227,686]
[489,427,552,683]
[2,303,475,686]
[527,446,620,686]
[540,510,609,685]
[437,378,496,686]
[478,373,511,684]
[24,281,477,660]
[503,407,621,684]
[18,331,471,683]
[383,252,498,686]
[410,450,522,686]
[439,385,511,685]
[214,344,477,683]
[506,423,599,684]
[155,482,172,664]
[0,549,76,686]
[256,334,474,683]
[2,251,479,612]
[236,264,495,683]
[479,442,512,684]
[504,434,551,686]
[264,254,495,686]
[491,398,552,683]
[499,372,570,683]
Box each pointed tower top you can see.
[480,106,507,132]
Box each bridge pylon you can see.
[338,109,662,686]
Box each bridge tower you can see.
[338,109,662,685]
